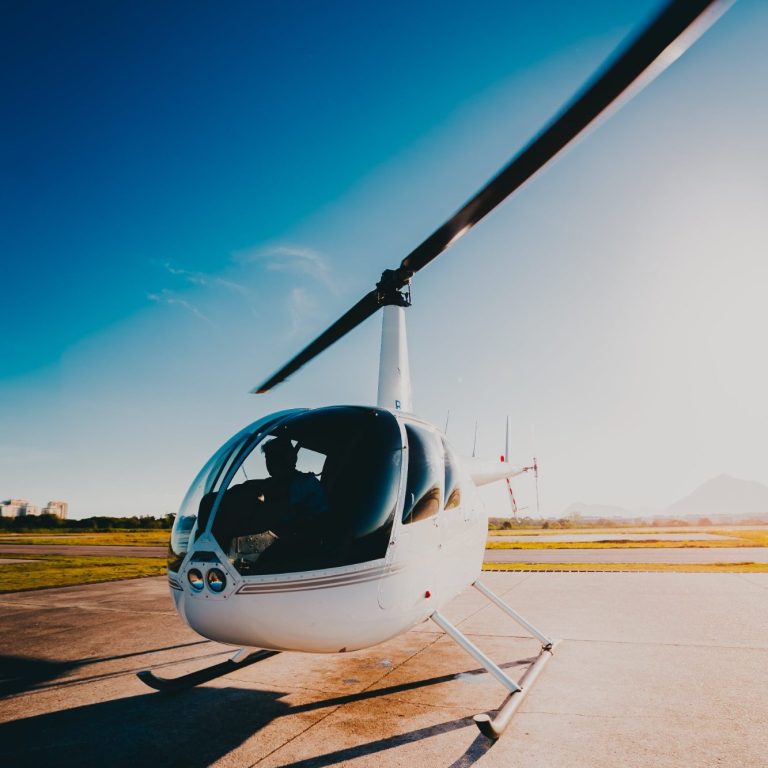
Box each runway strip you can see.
[0,544,166,558]
[484,546,768,564]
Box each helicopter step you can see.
[137,647,280,693]
[431,579,557,740]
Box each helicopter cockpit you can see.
[168,406,403,576]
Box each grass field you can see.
[0,554,166,593]
[482,562,768,573]
[0,531,170,546]
[2,526,766,591]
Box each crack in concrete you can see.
[0,599,175,615]
[560,636,768,651]
[247,590,511,766]
[518,709,761,723]
[248,633,447,767]
[735,574,768,592]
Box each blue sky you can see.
[3,0,644,372]
[2,0,766,518]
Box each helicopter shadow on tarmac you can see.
[0,641,212,698]
[0,656,534,768]
[0,685,289,768]
[0,654,82,698]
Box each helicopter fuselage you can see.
[168,408,489,653]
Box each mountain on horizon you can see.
[561,502,660,519]
[562,474,768,519]
[665,474,768,518]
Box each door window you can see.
[402,424,443,524]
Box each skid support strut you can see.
[137,647,279,692]
[431,579,558,740]
[473,579,552,649]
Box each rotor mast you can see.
[375,269,413,412]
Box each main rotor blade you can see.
[254,0,727,394]
[252,291,380,393]
[399,0,728,276]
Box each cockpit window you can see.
[203,407,402,575]
[167,410,299,572]
[443,438,462,511]
[402,423,443,524]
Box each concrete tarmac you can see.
[484,546,768,564]
[1,572,767,767]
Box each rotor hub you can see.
[375,268,412,308]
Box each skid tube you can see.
[137,648,279,692]
[431,578,558,740]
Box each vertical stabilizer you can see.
[377,305,413,412]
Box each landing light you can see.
[187,568,204,591]
[207,568,227,593]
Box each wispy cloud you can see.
[160,262,251,297]
[237,244,335,290]
[147,289,210,322]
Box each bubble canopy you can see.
[169,407,403,575]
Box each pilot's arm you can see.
[212,479,274,539]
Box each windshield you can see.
[167,410,300,572]
[205,406,402,575]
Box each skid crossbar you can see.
[431,578,558,739]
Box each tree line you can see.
[0,514,175,531]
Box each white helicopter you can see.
[139,0,730,739]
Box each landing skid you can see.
[432,578,558,740]
[137,648,279,692]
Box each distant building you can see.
[41,500,68,520]
[0,499,40,517]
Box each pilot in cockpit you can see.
[257,437,329,536]
[199,435,329,567]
